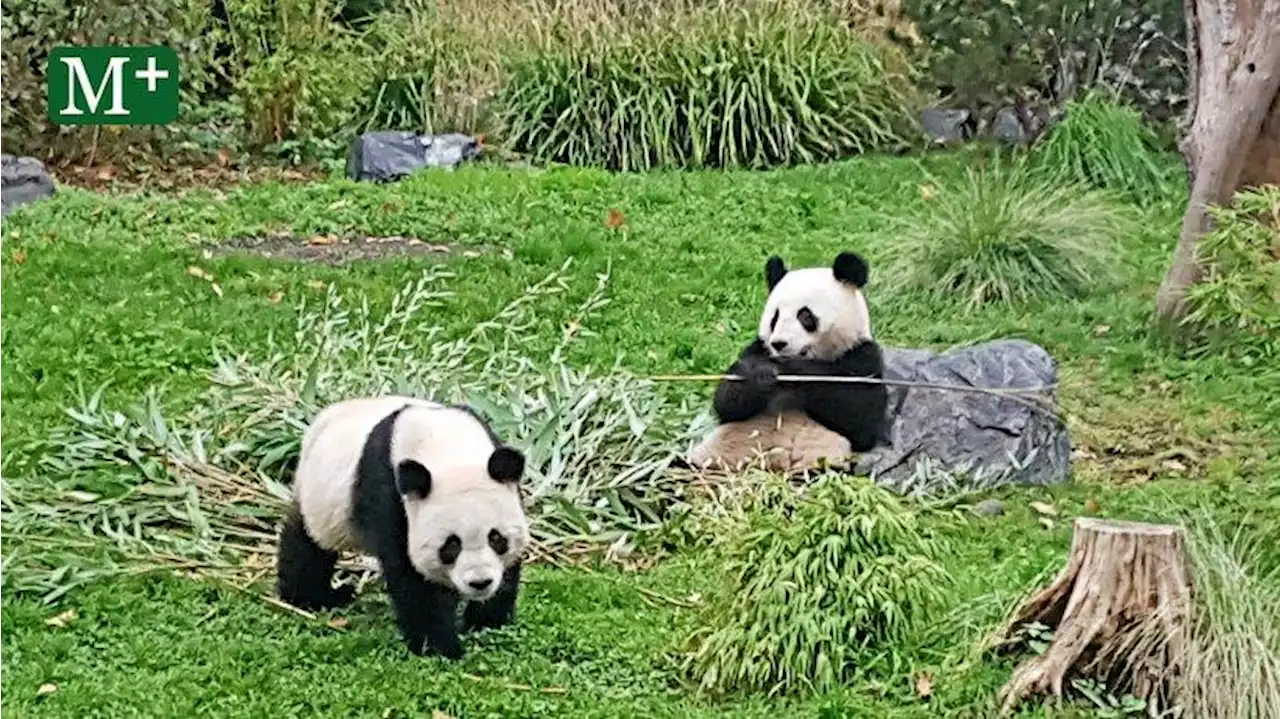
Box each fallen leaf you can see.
[202,249,213,260]
[919,184,936,201]
[1084,498,1102,514]
[432,711,455,719]
[308,234,335,246]
[1093,324,1111,336]
[11,249,27,265]
[306,280,326,290]
[1039,516,1055,530]
[186,265,213,281]
[268,291,284,304]
[217,148,232,167]
[37,683,57,696]
[604,208,626,229]
[210,283,224,298]
[327,200,348,211]
[327,617,349,629]
[1029,501,1058,517]
[45,609,77,628]
[915,672,934,699]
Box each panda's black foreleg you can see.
[463,561,521,633]
[379,553,464,659]
[783,342,889,453]
[276,507,356,611]
[714,339,780,422]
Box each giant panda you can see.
[277,395,530,660]
[684,251,889,475]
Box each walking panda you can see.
[685,251,889,474]
[277,395,529,660]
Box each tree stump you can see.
[997,518,1193,714]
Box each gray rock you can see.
[991,107,1030,144]
[345,131,481,182]
[921,108,973,144]
[856,339,1071,492]
[973,498,1006,517]
[2,154,56,215]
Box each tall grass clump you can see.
[680,474,950,696]
[1103,517,1280,718]
[889,158,1136,310]
[4,264,697,602]
[1034,92,1172,201]
[500,0,919,171]
[1185,185,1280,362]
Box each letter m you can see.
[60,56,130,116]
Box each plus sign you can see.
[134,56,170,93]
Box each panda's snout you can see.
[468,578,494,591]
[770,340,789,352]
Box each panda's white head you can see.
[758,251,873,362]
[393,414,530,603]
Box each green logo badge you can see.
[47,46,179,125]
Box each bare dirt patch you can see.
[211,233,484,266]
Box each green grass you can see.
[3,151,1278,717]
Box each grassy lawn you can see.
[3,153,1277,718]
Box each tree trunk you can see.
[996,518,1193,715]
[1154,0,1280,328]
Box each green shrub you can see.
[223,0,374,154]
[1,0,220,161]
[889,157,1135,310]
[1034,92,1171,201]
[680,474,949,696]
[1184,186,1280,361]
[904,0,1185,120]
[499,1,920,171]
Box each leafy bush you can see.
[223,0,375,154]
[1184,186,1280,361]
[905,0,1186,120]
[888,157,1135,310]
[680,474,950,696]
[1034,92,1172,201]
[500,0,920,170]
[1,0,220,161]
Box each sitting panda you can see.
[685,251,889,474]
[277,395,529,660]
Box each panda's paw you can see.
[329,585,357,608]
[415,636,465,661]
[741,358,779,389]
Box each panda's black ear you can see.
[832,251,868,288]
[396,459,432,499]
[487,447,525,484]
[764,255,787,290]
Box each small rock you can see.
[973,499,1006,517]
[921,108,973,144]
[2,154,56,215]
[991,107,1030,144]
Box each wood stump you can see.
[997,518,1193,714]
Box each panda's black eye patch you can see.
[797,307,818,332]
[769,309,779,331]
[488,529,509,555]
[439,535,462,565]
